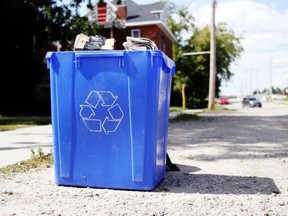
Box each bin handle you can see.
[74,51,125,58]
[74,51,125,68]
[45,52,53,69]
[162,54,176,75]
[150,51,175,75]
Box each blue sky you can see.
[86,0,288,96]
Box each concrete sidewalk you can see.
[0,125,53,168]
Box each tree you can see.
[166,6,195,108]
[255,86,284,95]
[0,0,97,116]
[167,6,244,108]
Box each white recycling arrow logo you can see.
[79,91,124,134]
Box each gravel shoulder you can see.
[1,100,288,216]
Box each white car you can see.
[242,97,262,108]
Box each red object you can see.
[97,2,107,23]
[218,96,229,105]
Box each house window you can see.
[131,29,141,38]
[150,10,164,22]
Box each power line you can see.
[183,51,211,56]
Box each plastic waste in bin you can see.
[46,50,175,190]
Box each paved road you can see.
[0,99,287,168]
[224,98,288,116]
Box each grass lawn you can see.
[0,116,51,131]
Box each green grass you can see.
[0,116,51,131]
[0,148,53,174]
[169,113,200,123]
[169,106,201,123]
[169,106,187,112]
[274,97,288,103]
[203,104,235,112]
[170,104,234,114]
[169,104,236,123]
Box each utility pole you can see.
[208,0,217,110]
[269,51,273,95]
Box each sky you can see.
[86,0,288,96]
[184,0,288,96]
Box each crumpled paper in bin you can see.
[122,36,158,50]
[74,33,115,50]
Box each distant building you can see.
[86,0,176,58]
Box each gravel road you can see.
[1,99,288,216]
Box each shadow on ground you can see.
[155,164,280,195]
[168,115,288,161]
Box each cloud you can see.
[189,0,288,95]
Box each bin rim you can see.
[45,50,175,75]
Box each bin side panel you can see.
[74,54,133,188]
[48,52,75,181]
[126,51,154,186]
[146,53,172,185]
[156,64,172,181]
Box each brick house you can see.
[87,0,176,59]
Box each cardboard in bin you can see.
[46,50,175,190]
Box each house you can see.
[87,0,176,58]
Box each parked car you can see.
[242,97,262,108]
[218,96,229,105]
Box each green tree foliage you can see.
[254,87,284,95]
[0,0,96,116]
[167,6,244,108]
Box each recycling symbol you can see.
[79,91,124,134]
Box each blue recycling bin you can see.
[46,50,175,190]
